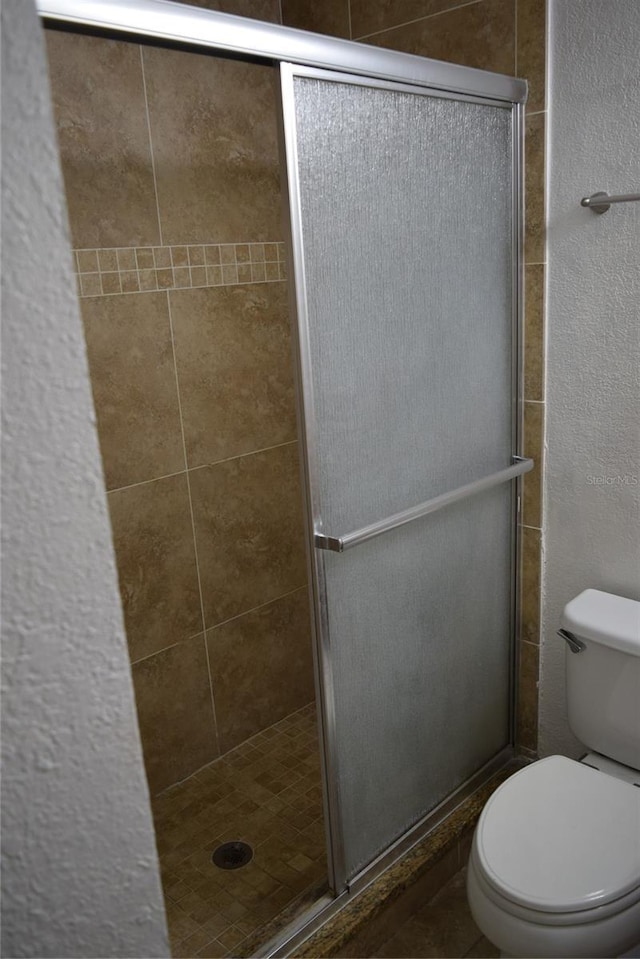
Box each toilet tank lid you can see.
[562,589,640,656]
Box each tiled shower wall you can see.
[45,15,316,796]
[46,0,546,797]
[278,0,546,755]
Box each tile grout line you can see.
[206,584,308,636]
[139,45,164,247]
[164,289,221,756]
[76,275,285,298]
[106,440,298,496]
[353,0,485,41]
[347,0,353,40]
[210,698,317,767]
[187,246,195,289]
[130,633,203,668]
[514,0,517,74]
[163,706,319,806]
[130,583,309,668]
[73,240,286,251]
[188,439,298,474]
[107,467,187,497]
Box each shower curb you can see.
[287,759,527,958]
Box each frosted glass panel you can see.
[324,485,512,877]
[293,77,513,532]
[286,71,516,884]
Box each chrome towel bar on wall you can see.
[580,191,640,214]
[315,456,534,553]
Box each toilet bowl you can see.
[467,756,640,958]
[467,590,640,958]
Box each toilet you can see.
[467,589,640,958]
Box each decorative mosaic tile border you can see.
[73,242,287,297]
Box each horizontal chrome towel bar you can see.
[581,191,640,214]
[315,456,534,552]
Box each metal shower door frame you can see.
[37,0,527,919]
[279,62,527,894]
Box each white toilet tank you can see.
[562,589,640,771]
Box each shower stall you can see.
[39,0,530,952]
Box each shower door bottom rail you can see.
[314,456,533,553]
[258,744,514,958]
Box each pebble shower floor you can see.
[151,703,327,957]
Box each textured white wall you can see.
[540,0,640,757]
[1,1,169,955]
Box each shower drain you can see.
[212,840,254,870]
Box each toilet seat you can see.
[467,850,640,958]
[474,756,640,920]
[470,845,640,927]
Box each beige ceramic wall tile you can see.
[350,0,460,39]
[517,640,539,752]
[170,284,297,469]
[108,474,203,662]
[45,31,160,249]
[524,264,544,402]
[206,589,315,752]
[189,443,307,627]
[173,0,281,21]
[516,0,546,113]
[81,293,184,490]
[525,112,546,263]
[142,47,282,244]
[521,525,541,645]
[365,0,516,75]
[281,0,351,38]
[523,401,543,528]
[132,635,218,793]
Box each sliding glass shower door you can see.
[280,65,529,889]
